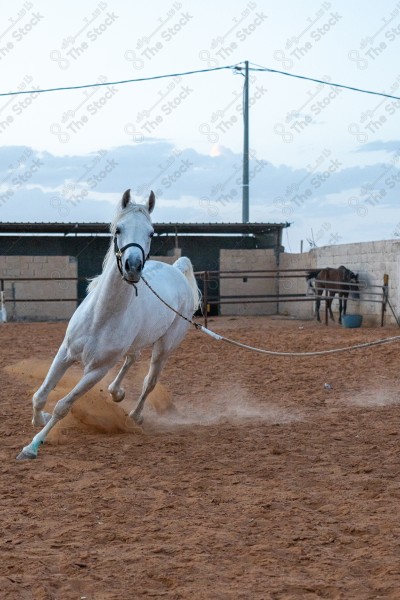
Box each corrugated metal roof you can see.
[0,222,290,235]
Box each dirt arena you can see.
[1,316,400,599]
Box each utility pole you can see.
[242,60,249,223]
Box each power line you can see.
[0,64,240,97]
[1,60,400,102]
[248,62,400,102]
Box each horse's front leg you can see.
[315,291,322,322]
[328,293,335,321]
[17,365,109,460]
[32,343,73,427]
[108,351,139,402]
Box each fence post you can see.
[203,271,208,328]
[381,273,389,326]
[0,279,6,323]
[274,246,280,315]
[325,291,329,325]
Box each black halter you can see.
[113,236,149,295]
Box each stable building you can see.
[0,221,289,320]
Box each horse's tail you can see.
[173,256,201,312]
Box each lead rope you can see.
[142,276,203,331]
[141,276,400,357]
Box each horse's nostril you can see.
[125,258,142,273]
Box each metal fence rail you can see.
[194,269,392,328]
[0,270,395,326]
[0,277,85,304]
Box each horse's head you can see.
[113,189,155,284]
[347,269,360,299]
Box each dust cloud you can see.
[5,359,300,441]
[4,359,175,442]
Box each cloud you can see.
[0,141,399,257]
[356,140,400,154]
[0,186,116,223]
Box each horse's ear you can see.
[121,189,131,209]
[147,190,155,214]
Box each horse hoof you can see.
[16,449,37,461]
[110,388,125,403]
[32,412,51,427]
[131,413,143,426]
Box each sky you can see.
[0,0,400,252]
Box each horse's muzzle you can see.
[124,256,143,283]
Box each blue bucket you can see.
[342,314,363,328]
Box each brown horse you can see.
[306,266,360,324]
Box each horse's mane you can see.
[87,203,151,294]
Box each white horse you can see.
[17,189,200,460]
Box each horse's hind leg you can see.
[108,351,139,402]
[17,364,110,460]
[129,318,189,424]
[32,343,73,427]
[129,341,168,424]
[339,296,346,324]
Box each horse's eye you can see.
[115,227,121,235]
[149,231,154,238]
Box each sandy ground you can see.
[1,316,400,599]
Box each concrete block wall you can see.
[150,248,182,264]
[309,240,399,326]
[218,241,399,326]
[278,252,316,320]
[219,249,278,315]
[1,242,397,325]
[0,256,78,321]
[0,251,182,322]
